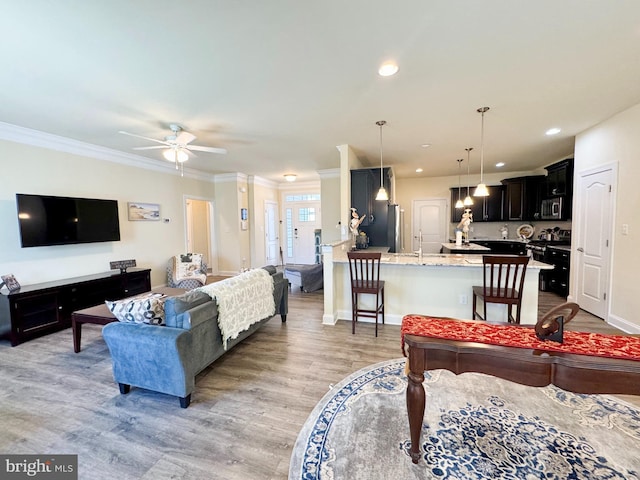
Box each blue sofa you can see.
[102,266,288,408]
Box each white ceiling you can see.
[2,1,640,182]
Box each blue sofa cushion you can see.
[165,290,212,328]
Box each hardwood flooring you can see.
[0,287,637,479]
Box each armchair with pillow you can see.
[167,253,208,289]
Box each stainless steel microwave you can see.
[541,197,563,220]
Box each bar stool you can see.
[472,255,529,324]
[347,251,385,336]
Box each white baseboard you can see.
[335,309,404,326]
[607,313,640,334]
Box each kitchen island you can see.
[321,240,552,326]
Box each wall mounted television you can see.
[16,193,121,248]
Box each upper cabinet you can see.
[501,175,545,221]
[450,185,503,223]
[351,168,393,232]
[544,159,574,197]
[350,169,376,226]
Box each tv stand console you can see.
[0,268,151,346]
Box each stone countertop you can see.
[332,250,552,269]
[441,242,491,252]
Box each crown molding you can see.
[317,168,340,179]
[278,180,320,191]
[0,121,216,182]
[214,172,248,184]
[248,175,278,189]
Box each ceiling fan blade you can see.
[118,130,170,146]
[187,145,228,154]
[175,131,196,145]
[132,146,166,150]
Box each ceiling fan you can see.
[119,124,227,172]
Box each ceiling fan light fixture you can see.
[163,148,189,163]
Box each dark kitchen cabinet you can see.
[473,240,528,256]
[501,175,544,221]
[544,159,573,197]
[350,169,375,226]
[545,247,570,297]
[450,185,503,223]
[350,167,391,246]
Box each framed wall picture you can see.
[128,202,160,221]
[1,274,21,292]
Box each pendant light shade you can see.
[455,158,464,208]
[473,107,490,197]
[463,147,474,206]
[375,120,389,201]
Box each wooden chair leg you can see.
[352,293,357,334]
[472,292,477,319]
[381,287,385,324]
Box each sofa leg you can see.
[179,394,191,408]
[281,314,287,323]
[118,383,130,395]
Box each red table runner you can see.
[401,314,640,361]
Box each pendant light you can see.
[463,147,474,206]
[473,106,490,197]
[455,159,464,208]
[375,120,389,201]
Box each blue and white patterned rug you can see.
[289,358,640,479]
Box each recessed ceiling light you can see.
[545,127,561,136]
[420,143,431,148]
[378,62,399,77]
[495,162,505,168]
[415,168,423,173]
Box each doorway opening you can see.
[184,196,216,274]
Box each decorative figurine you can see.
[456,208,473,244]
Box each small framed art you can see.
[128,202,160,221]
[1,274,21,292]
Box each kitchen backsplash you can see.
[451,220,572,241]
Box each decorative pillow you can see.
[172,253,207,285]
[106,292,167,325]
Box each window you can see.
[285,194,321,202]
[298,207,316,222]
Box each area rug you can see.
[289,358,640,480]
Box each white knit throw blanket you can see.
[195,269,275,349]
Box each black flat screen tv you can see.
[16,193,121,248]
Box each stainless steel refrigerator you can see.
[387,204,403,253]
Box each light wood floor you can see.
[0,287,637,479]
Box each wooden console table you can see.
[402,315,640,464]
[71,286,185,352]
[0,269,151,346]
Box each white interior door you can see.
[412,199,448,254]
[284,201,320,264]
[264,200,279,266]
[575,167,614,319]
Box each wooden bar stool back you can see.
[347,251,385,336]
[472,255,529,324]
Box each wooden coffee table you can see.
[71,287,185,352]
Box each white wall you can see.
[0,139,215,288]
[575,102,640,330]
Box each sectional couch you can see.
[102,266,288,407]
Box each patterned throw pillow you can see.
[106,292,167,325]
